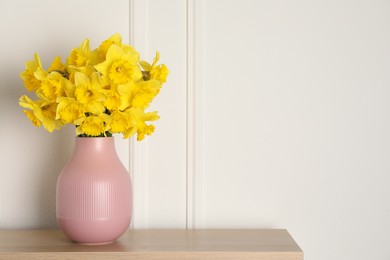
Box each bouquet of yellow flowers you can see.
[19,33,168,141]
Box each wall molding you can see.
[129,0,203,229]
[186,0,204,229]
[129,0,149,229]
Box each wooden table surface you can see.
[0,229,303,260]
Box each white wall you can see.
[198,1,390,260]
[1,0,390,260]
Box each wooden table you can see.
[0,229,303,259]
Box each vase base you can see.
[57,217,131,246]
[75,240,114,245]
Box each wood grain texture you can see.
[0,229,303,260]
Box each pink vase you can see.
[56,137,132,244]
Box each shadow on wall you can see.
[36,128,75,229]
[1,60,75,228]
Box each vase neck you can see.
[73,137,117,157]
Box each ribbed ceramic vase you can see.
[56,137,132,244]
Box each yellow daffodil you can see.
[118,80,161,110]
[152,63,169,83]
[20,53,44,92]
[19,95,62,133]
[56,97,84,124]
[109,110,131,134]
[66,64,97,85]
[123,108,160,140]
[67,38,93,67]
[98,33,122,59]
[23,110,41,127]
[35,71,69,102]
[94,44,142,85]
[132,80,161,109]
[74,72,105,115]
[140,52,169,83]
[75,113,111,137]
[102,84,126,111]
[48,56,66,73]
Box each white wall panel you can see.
[199,1,390,260]
[0,0,130,228]
[130,0,187,228]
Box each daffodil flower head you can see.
[67,38,92,67]
[20,53,44,92]
[130,80,161,109]
[75,113,111,137]
[123,108,160,141]
[140,52,169,83]
[94,44,142,85]
[109,110,132,133]
[19,95,62,133]
[74,72,105,115]
[56,97,84,124]
[36,72,67,102]
[98,33,122,59]
[103,84,124,111]
[48,56,66,73]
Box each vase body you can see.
[56,137,132,244]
